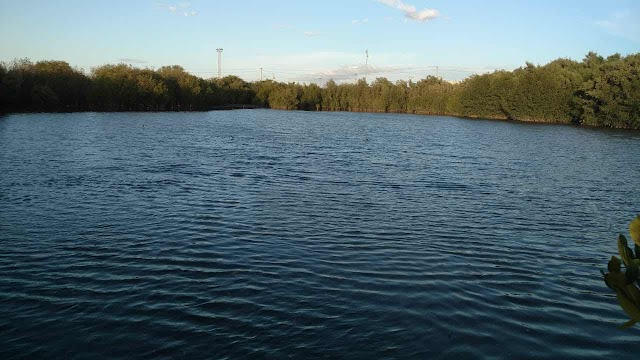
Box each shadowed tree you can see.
[300,83,322,111]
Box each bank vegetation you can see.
[1,52,638,129]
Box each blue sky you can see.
[1,0,639,83]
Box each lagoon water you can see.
[1,110,640,359]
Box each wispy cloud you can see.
[596,10,640,42]
[307,64,418,82]
[376,0,439,22]
[118,58,148,64]
[155,2,197,17]
[273,24,295,30]
[352,18,369,25]
[228,50,424,83]
[272,24,322,37]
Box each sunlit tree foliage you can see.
[1,52,638,129]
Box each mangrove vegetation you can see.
[1,52,639,129]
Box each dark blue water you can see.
[1,110,640,359]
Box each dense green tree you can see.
[30,84,61,111]
[321,80,340,111]
[350,79,369,111]
[0,62,8,111]
[1,52,639,129]
[456,72,507,118]
[251,80,277,107]
[269,82,299,110]
[300,83,322,111]
[2,59,37,110]
[157,65,205,109]
[32,61,88,109]
[214,75,252,105]
[407,76,454,115]
[90,64,140,110]
[573,53,640,128]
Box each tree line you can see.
[1,52,638,129]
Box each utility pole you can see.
[436,65,439,78]
[216,48,223,78]
[260,67,263,81]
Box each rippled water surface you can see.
[1,110,640,359]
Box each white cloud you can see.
[156,2,197,16]
[303,31,322,37]
[273,24,295,30]
[226,50,426,83]
[376,0,439,22]
[305,63,418,82]
[352,18,369,25]
[118,58,148,64]
[596,10,640,42]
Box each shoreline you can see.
[4,107,640,131]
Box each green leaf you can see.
[626,265,639,285]
[616,289,640,323]
[619,318,639,330]
[609,256,622,273]
[605,272,628,290]
[626,284,640,307]
[618,235,634,266]
[630,215,640,246]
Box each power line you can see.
[160,61,508,83]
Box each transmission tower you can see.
[365,49,369,82]
[216,48,223,78]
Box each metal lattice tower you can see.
[365,49,369,82]
[216,48,223,78]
